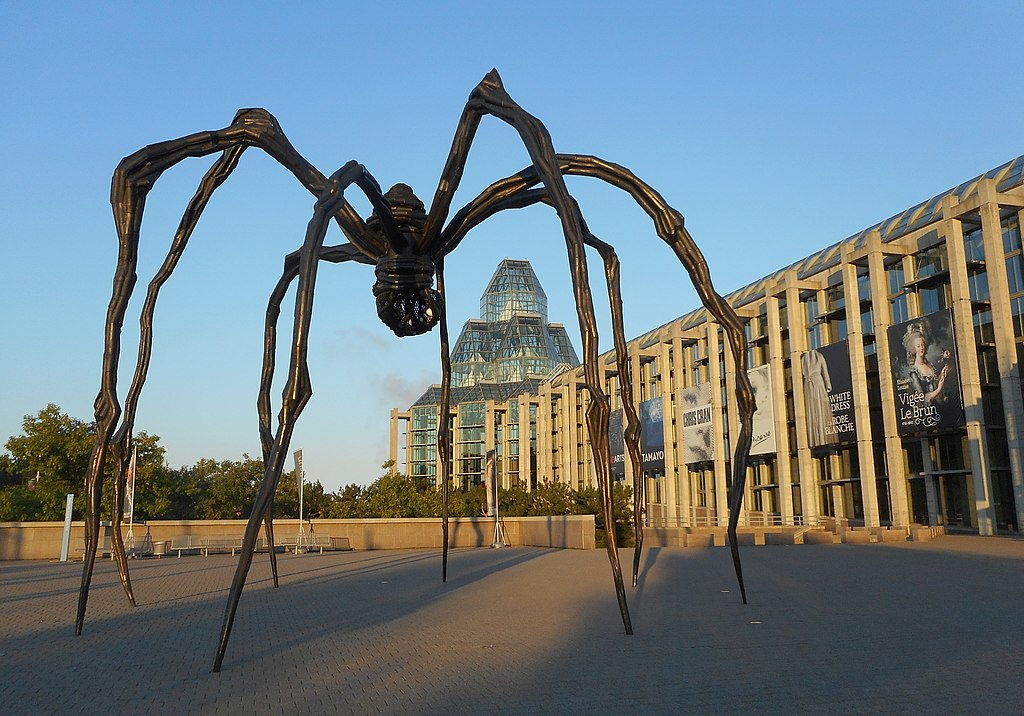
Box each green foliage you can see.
[3,404,94,520]
[0,405,638,537]
[0,485,42,522]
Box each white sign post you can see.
[293,449,305,552]
[60,493,74,562]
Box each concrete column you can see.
[722,317,747,526]
[842,258,881,527]
[660,339,680,525]
[673,330,696,525]
[707,322,729,525]
[519,396,533,490]
[766,295,795,524]
[920,438,940,524]
[977,184,1024,530]
[786,282,820,523]
[865,236,912,526]
[944,199,997,534]
[536,386,552,485]
[389,408,401,474]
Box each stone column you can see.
[389,409,403,475]
[765,295,795,524]
[944,197,997,534]
[842,256,881,527]
[977,182,1024,530]
[864,233,912,526]
[786,281,820,523]
[707,322,729,525]
[659,338,680,525]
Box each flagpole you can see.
[294,449,305,552]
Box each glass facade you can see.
[394,259,579,490]
[452,259,579,388]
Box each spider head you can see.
[373,253,443,337]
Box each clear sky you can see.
[2,1,1022,492]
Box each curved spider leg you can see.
[434,258,453,581]
[578,229,646,589]
[259,243,374,586]
[440,155,755,601]
[109,145,247,606]
[552,155,755,603]
[438,188,646,585]
[215,162,392,672]
[77,110,377,636]
[425,70,632,634]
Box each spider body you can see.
[358,183,442,335]
[75,69,756,674]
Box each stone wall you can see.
[0,514,596,560]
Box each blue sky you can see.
[2,1,1022,491]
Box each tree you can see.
[3,404,95,520]
[362,471,429,517]
[326,484,366,518]
[191,456,264,519]
[528,481,575,516]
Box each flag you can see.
[123,445,137,523]
[293,449,304,512]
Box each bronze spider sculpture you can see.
[76,70,756,672]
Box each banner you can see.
[122,445,136,522]
[801,341,856,448]
[887,309,965,436]
[639,398,665,470]
[484,449,497,517]
[748,364,777,456]
[293,449,304,519]
[681,382,714,463]
[609,409,625,479]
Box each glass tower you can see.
[452,259,579,387]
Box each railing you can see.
[644,511,810,529]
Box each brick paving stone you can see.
[0,536,1022,714]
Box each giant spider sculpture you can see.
[76,70,756,672]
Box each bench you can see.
[76,537,113,561]
[257,534,352,554]
[199,536,244,556]
[170,536,201,557]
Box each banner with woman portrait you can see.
[887,309,965,436]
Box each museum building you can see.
[391,156,1024,536]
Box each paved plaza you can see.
[1,536,1022,714]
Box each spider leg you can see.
[259,243,374,586]
[434,259,453,581]
[78,110,379,636]
[214,162,386,672]
[439,186,647,586]
[442,155,755,603]
[425,70,632,633]
[578,231,646,590]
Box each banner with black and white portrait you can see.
[748,364,777,456]
[681,382,714,463]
